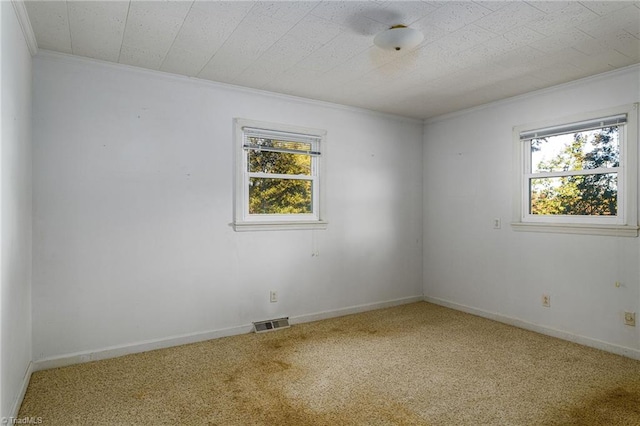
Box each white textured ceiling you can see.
[25,1,640,119]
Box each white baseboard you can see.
[10,361,33,419]
[290,295,424,325]
[424,296,640,361]
[33,324,253,371]
[33,295,424,371]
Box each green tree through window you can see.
[234,118,326,231]
[248,138,313,214]
[530,127,619,216]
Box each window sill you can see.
[232,221,328,232]
[511,222,639,237]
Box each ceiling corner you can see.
[11,0,39,56]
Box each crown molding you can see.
[34,49,424,125]
[425,64,640,125]
[11,0,38,56]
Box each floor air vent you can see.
[253,317,290,333]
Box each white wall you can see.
[1,1,33,419]
[423,66,640,358]
[32,53,424,364]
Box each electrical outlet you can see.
[624,312,636,327]
[542,294,550,308]
[270,291,278,303]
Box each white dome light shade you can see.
[374,25,424,51]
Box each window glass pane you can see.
[531,127,619,173]
[530,173,617,216]
[248,150,311,175]
[249,178,312,214]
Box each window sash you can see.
[527,173,619,214]
[525,166,620,179]
[248,177,315,216]
[522,128,625,224]
[248,172,316,180]
[242,129,319,221]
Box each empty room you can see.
[2,0,640,424]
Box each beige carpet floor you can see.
[19,302,640,425]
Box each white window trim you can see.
[512,103,639,237]
[233,118,328,232]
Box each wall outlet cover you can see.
[624,312,636,326]
[542,294,551,308]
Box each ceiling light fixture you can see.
[373,25,424,51]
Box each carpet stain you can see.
[18,302,640,425]
[132,390,148,400]
[181,307,430,425]
[259,359,292,373]
[562,384,640,425]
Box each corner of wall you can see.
[9,363,33,418]
[1,0,34,420]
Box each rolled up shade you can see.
[520,114,627,141]
[243,127,321,156]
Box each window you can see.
[233,118,327,231]
[513,103,638,236]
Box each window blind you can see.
[243,127,321,156]
[520,114,627,141]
